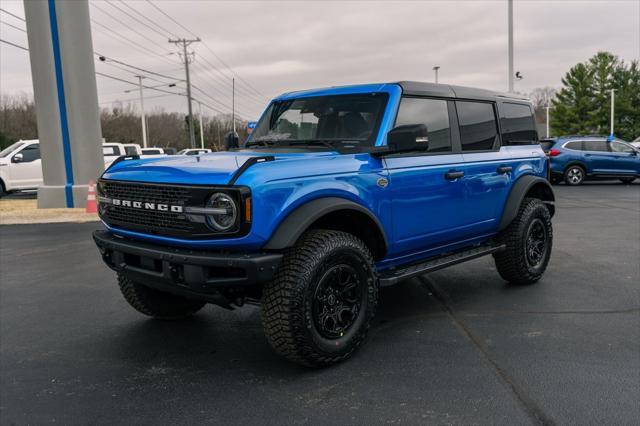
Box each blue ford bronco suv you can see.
[94,82,555,367]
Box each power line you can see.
[0,19,25,33]
[0,7,24,22]
[105,0,171,40]
[95,71,184,97]
[95,52,183,82]
[90,19,178,66]
[117,0,179,39]
[0,38,28,51]
[144,0,267,101]
[91,2,177,59]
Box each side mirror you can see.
[386,124,429,154]
[12,153,23,163]
[224,132,239,150]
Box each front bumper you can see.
[93,230,282,298]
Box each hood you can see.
[101,150,336,185]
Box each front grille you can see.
[99,180,215,238]
[101,180,191,205]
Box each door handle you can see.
[497,166,513,174]
[584,153,592,157]
[445,171,465,180]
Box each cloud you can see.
[1,0,638,119]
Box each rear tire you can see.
[494,198,553,285]
[262,230,378,368]
[620,177,636,184]
[117,273,205,319]
[564,165,585,185]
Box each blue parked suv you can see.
[542,136,639,185]
[93,82,555,367]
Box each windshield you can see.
[0,141,25,158]
[247,93,388,149]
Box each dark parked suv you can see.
[542,136,639,185]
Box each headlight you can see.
[205,192,237,231]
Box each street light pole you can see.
[137,75,148,148]
[433,66,440,84]
[232,77,236,135]
[508,0,514,92]
[545,104,550,138]
[198,101,205,149]
[610,89,616,137]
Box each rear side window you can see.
[124,146,138,155]
[17,144,40,162]
[395,97,451,152]
[456,101,499,151]
[103,146,120,156]
[564,141,583,151]
[539,140,556,152]
[501,103,537,145]
[583,140,607,152]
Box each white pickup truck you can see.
[0,141,152,196]
[0,140,42,195]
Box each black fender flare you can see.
[499,175,555,231]
[264,197,388,254]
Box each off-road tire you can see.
[620,177,636,184]
[262,230,378,368]
[493,198,553,285]
[564,165,585,185]
[117,273,205,319]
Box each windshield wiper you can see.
[285,139,342,150]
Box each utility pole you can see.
[508,0,514,92]
[136,75,148,148]
[433,66,440,84]
[610,89,616,137]
[198,101,205,149]
[232,77,236,135]
[169,37,200,148]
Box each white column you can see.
[24,0,104,208]
[198,101,204,149]
[137,76,148,148]
[508,0,514,92]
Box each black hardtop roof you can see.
[397,81,530,102]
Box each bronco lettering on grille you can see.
[111,198,183,213]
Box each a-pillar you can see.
[24,0,103,208]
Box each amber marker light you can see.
[245,197,252,223]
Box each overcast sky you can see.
[1,0,639,119]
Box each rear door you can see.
[384,97,467,256]
[456,101,513,235]
[581,139,611,174]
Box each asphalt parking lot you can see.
[1,182,638,425]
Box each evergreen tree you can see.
[551,62,594,135]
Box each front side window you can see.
[501,102,537,145]
[249,93,388,149]
[395,97,451,152]
[583,140,607,152]
[610,141,634,153]
[16,144,40,162]
[456,101,499,151]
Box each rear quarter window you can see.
[539,140,555,152]
[501,102,537,145]
[564,141,583,151]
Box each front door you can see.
[384,97,468,257]
[8,144,43,189]
[608,141,640,176]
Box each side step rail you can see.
[379,243,506,287]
